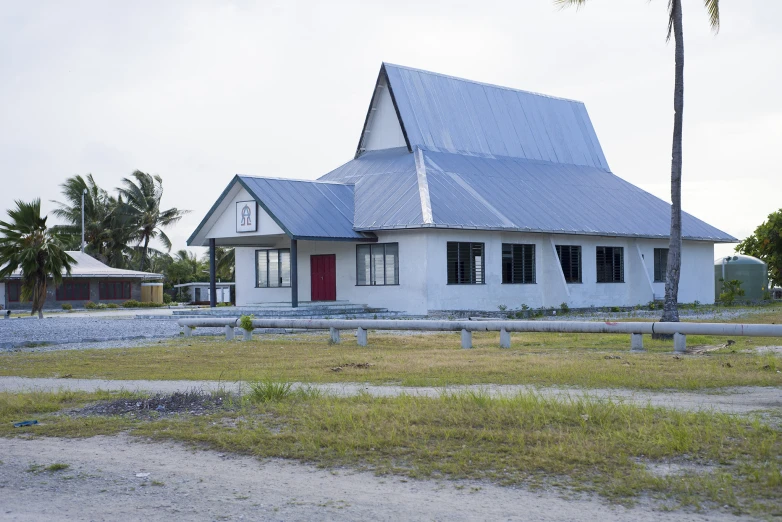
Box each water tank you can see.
[141,282,164,304]
[714,254,768,301]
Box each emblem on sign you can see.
[236,201,258,233]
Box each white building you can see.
[173,282,233,304]
[188,63,734,315]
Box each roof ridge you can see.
[237,174,353,186]
[382,62,584,105]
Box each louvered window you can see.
[56,280,90,301]
[502,244,535,284]
[596,246,624,283]
[653,248,668,283]
[99,281,131,300]
[555,245,582,283]
[7,281,21,302]
[356,243,399,286]
[256,249,291,288]
[447,242,484,285]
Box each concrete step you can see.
[137,311,406,321]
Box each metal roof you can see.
[238,176,372,241]
[377,63,610,170]
[320,149,735,242]
[3,252,163,279]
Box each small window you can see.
[555,245,582,283]
[502,244,536,284]
[56,280,90,301]
[7,281,21,302]
[596,246,624,283]
[256,249,291,288]
[99,281,131,300]
[357,243,399,286]
[653,248,668,283]
[447,242,484,285]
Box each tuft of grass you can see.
[46,463,70,472]
[247,380,293,403]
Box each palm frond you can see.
[704,0,720,32]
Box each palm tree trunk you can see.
[661,0,684,325]
[140,235,150,272]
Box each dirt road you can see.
[0,435,751,521]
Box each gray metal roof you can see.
[238,176,371,240]
[379,63,610,170]
[320,149,735,242]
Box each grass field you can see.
[1,388,779,515]
[1,329,780,389]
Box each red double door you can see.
[310,254,336,301]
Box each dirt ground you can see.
[0,435,753,522]
[1,377,780,416]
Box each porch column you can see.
[209,238,216,308]
[290,239,298,308]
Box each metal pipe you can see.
[176,318,782,337]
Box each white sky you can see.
[2,1,780,260]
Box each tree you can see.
[207,247,235,282]
[556,0,720,323]
[0,199,74,318]
[117,171,189,272]
[736,209,782,288]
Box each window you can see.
[357,243,399,286]
[256,249,291,288]
[447,242,484,285]
[7,281,21,302]
[596,246,624,283]
[99,281,131,300]
[502,244,536,284]
[555,245,582,283]
[653,248,668,282]
[56,280,90,301]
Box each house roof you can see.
[356,63,610,170]
[3,252,163,280]
[190,63,735,244]
[187,176,377,246]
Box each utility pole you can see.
[81,188,87,253]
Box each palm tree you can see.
[51,174,113,255]
[0,199,74,318]
[556,0,720,323]
[117,171,189,272]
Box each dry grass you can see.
[0,330,779,389]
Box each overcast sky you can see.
[2,1,780,260]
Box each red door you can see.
[310,254,336,301]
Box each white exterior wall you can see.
[232,229,716,313]
[204,187,284,240]
[362,78,406,151]
[233,231,429,314]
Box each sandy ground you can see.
[1,377,780,415]
[0,435,753,522]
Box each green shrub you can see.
[216,302,231,307]
[96,303,107,309]
[719,279,745,305]
[60,303,72,311]
[559,302,569,314]
[123,300,140,308]
[84,301,98,310]
[163,293,172,304]
[105,303,119,309]
[610,306,621,313]
[239,314,254,332]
